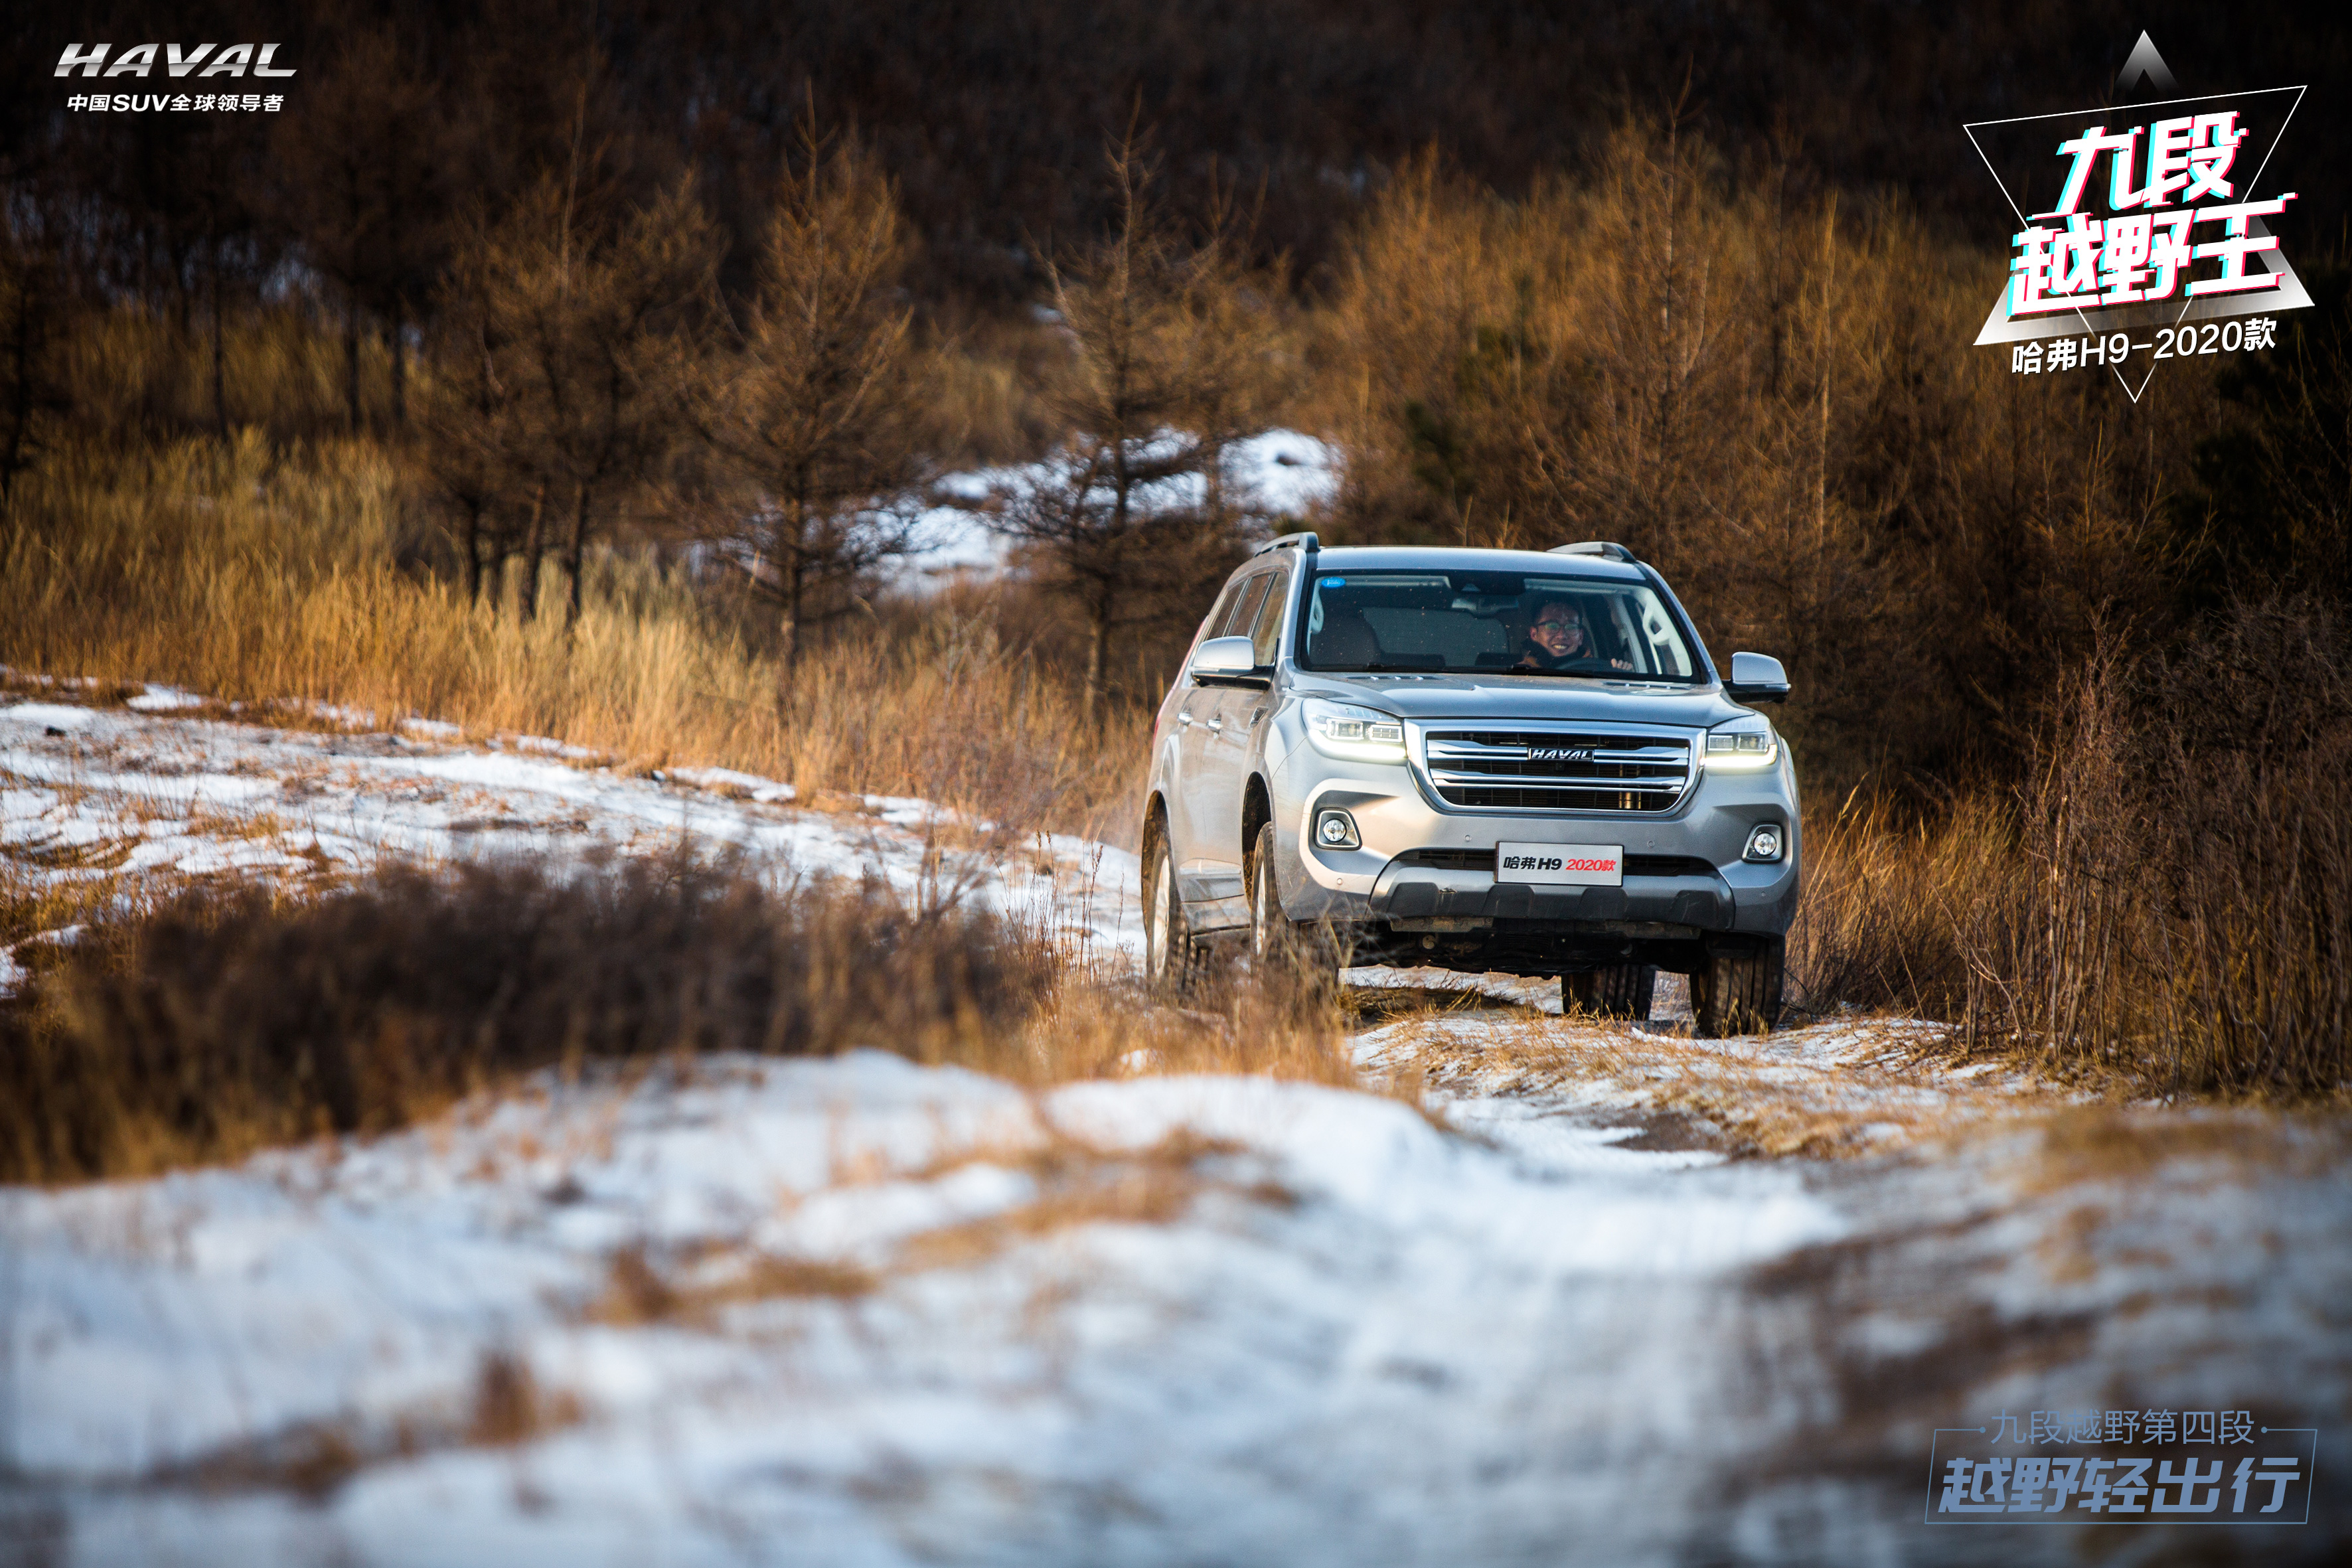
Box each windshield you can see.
[1301,571,1701,681]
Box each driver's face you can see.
[1531,605,1587,654]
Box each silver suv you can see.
[1138,536,1800,1036]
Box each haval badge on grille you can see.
[1529,745,1595,764]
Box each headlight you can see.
[1302,698,1407,763]
[1705,720,1779,771]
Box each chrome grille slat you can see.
[1421,727,1693,814]
[1427,743,1685,765]
[1428,770,1683,791]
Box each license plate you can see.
[1495,842,1623,886]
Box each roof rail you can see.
[1548,540,1636,563]
[1253,531,1320,556]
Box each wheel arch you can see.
[1142,789,1172,857]
[1241,774,1273,865]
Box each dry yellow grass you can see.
[1,434,1145,844]
[1003,966,1360,1087]
[0,821,167,951]
[1365,1004,2065,1158]
[1787,649,2352,1101]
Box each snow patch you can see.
[1,702,100,732]
[125,684,206,713]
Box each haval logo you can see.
[1529,745,1595,765]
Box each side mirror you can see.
[1725,651,1790,704]
[1188,635,1260,682]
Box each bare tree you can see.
[420,228,540,609]
[992,134,1275,724]
[473,172,716,624]
[275,28,454,432]
[0,217,71,517]
[696,121,931,700]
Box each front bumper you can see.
[1274,747,1800,939]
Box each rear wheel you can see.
[1564,964,1655,1021]
[1691,938,1783,1038]
[1142,834,1198,993]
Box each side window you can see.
[1195,578,1247,650]
[1247,565,1291,665]
[1221,574,1273,641]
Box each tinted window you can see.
[1247,564,1291,665]
[1222,574,1273,641]
[1196,577,1248,649]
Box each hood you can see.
[1286,670,1757,730]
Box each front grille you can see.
[1423,729,1692,813]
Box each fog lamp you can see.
[1315,809,1361,850]
[1744,823,1784,863]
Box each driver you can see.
[1517,597,1633,672]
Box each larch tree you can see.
[698,125,931,701]
[0,219,72,518]
[992,133,1277,725]
[420,225,540,610]
[274,27,453,431]
[483,175,715,625]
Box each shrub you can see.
[0,856,1051,1182]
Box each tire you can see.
[1246,823,1284,964]
[1249,823,1344,992]
[1691,938,1784,1038]
[1564,963,1655,1021]
[1142,833,1199,993]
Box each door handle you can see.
[1208,716,1224,732]
[1178,711,1193,727]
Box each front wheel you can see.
[1691,938,1784,1038]
[1142,834,1199,993]
[1247,823,1287,964]
[1249,822,1340,990]
[1565,964,1655,1021]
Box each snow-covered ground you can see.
[7,1048,2345,1566]
[4,692,2348,1565]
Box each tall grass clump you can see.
[0,433,1144,840]
[0,856,1054,1182]
[1792,604,2352,1097]
[1786,793,2000,1022]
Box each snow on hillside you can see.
[893,429,1339,590]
